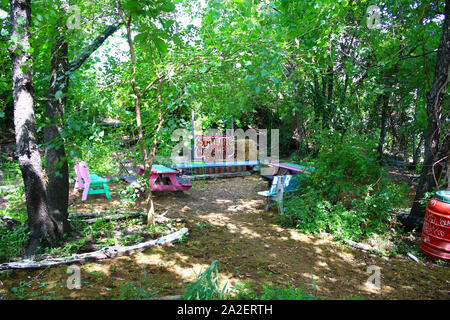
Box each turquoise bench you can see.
[258,175,303,210]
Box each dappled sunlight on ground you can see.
[83,263,113,276]
[0,174,448,300]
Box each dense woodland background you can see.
[0,0,449,257]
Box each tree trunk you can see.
[10,0,57,254]
[44,3,70,235]
[145,82,165,225]
[377,94,389,163]
[410,0,450,217]
[44,10,121,236]
[121,12,167,226]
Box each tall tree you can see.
[9,0,56,254]
[410,0,450,217]
[44,0,70,236]
[119,2,168,225]
[44,1,122,236]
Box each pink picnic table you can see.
[137,164,192,192]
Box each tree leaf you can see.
[134,32,149,43]
[154,38,168,55]
[161,1,176,12]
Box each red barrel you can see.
[421,190,450,261]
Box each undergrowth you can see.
[182,261,320,300]
[282,134,409,242]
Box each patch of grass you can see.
[196,221,213,230]
[117,270,158,300]
[232,273,318,300]
[434,260,450,267]
[182,262,321,301]
[191,180,208,191]
[43,237,89,257]
[120,232,144,246]
[183,260,228,300]
[0,225,29,263]
[0,186,29,262]
[0,155,21,187]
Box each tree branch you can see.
[67,19,123,75]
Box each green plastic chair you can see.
[74,162,111,201]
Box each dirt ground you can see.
[0,175,449,300]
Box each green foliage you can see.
[182,261,321,300]
[118,270,158,300]
[182,260,228,300]
[232,272,317,300]
[118,179,146,208]
[0,0,447,296]
[0,185,27,222]
[0,225,29,263]
[0,153,21,186]
[282,135,409,241]
[67,130,118,177]
[234,281,317,300]
[419,191,435,207]
[0,184,28,263]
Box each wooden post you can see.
[275,176,284,214]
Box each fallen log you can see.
[68,210,143,218]
[69,211,184,224]
[407,252,423,264]
[344,239,385,255]
[81,212,145,224]
[0,228,188,271]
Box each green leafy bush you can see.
[118,178,146,208]
[0,225,29,263]
[282,135,408,241]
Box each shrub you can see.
[282,135,408,241]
